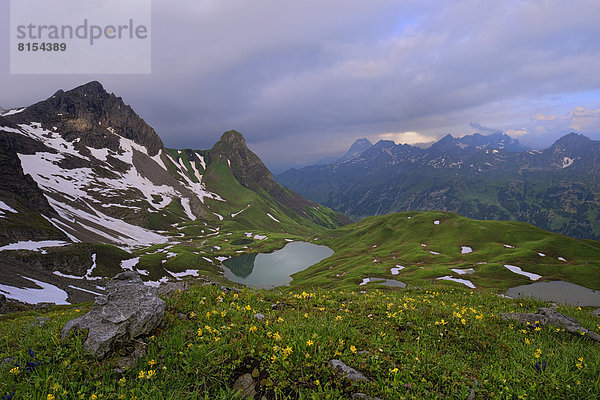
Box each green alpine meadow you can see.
[3,4,600,395]
[1,206,600,399]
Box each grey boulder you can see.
[61,271,165,358]
[329,359,370,382]
[501,307,600,343]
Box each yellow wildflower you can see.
[148,359,157,367]
[306,340,314,346]
[249,326,257,333]
[9,367,20,375]
[350,345,357,353]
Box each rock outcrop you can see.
[210,130,350,228]
[0,125,57,218]
[501,307,600,343]
[6,81,164,156]
[61,271,165,358]
[329,359,370,382]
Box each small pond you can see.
[505,281,600,307]
[222,242,333,289]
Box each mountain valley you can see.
[0,82,600,400]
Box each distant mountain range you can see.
[276,131,600,240]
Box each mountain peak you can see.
[458,132,527,152]
[217,130,247,146]
[554,132,591,145]
[439,133,455,142]
[351,138,373,147]
[211,130,270,188]
[71,81,106,94]
[341,138,373,160]
[5,81,163,156]
[428,133,457,153]
[373,139,396,147]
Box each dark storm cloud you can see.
[2,0,600,169]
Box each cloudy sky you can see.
[2,0,600,171]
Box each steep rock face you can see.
[211,130,276,193]
[0,118,64,244]
[341,138,373,160]
[0,127,56,217]
[7,81,163,156]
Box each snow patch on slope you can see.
[48,197,167,249]
[0,240,70,252]
[0,276,69,305]
[504,265,541,281]
[2,108,26,116]
[121,257,140,270]
[437,276,476,288]
[562,157,574,168]
[180,198,196,221]
[267,213,280,222]
[0,200,18,216]
[232,205,250,218]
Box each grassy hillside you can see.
[163,149,345,234]
[1,284,599,399]
[291,211,600,291]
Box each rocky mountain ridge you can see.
[0,81,347,306]
[276,132,600,240]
